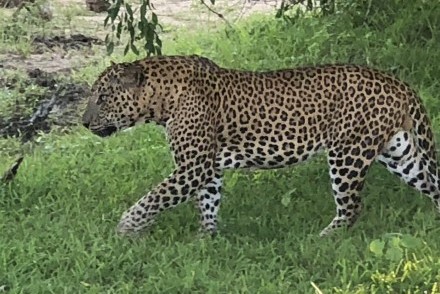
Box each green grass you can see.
[2,126,440,293]
[0,0,102,55]
[2,1,440,293]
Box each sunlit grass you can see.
[1,1,440,292]
[2,125,440,293]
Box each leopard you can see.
[82,55,440,237]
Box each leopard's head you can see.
[82,61,148,137]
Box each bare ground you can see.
[0,0,280,141]
[1,0,281,72]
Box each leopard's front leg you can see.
[194,171,223,235]
[117,164,215,235]
[117,96,218,236]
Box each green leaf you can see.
[116,22,123,39]
[385,246,403,261]
[110,2,120,21]
[146,25,154,41]
[390,236,401,248]
[156,36,162,48]
[369,239,385,257]
[104,15,110,27]
[125,3,133,20]
[152,12,158,24]
[281,195,291,207]
[106,41,115,55]
[103,0,162,56]
[131,43,139,55]
[281,188,296,207]
[148,0,155,9]
[401,235,422,249]
[128,22,135,40]
[155,44,162,56]
[140,2,146,20]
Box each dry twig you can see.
[1,157,24,183]
[200,0,233,28]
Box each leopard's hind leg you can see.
[319,139,382,237]
[376,130,440,210]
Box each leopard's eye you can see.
[97,94,108,105]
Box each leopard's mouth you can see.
[91,125,118,137]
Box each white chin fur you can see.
[121,120,147,132]
[121,127,134,133]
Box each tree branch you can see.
[200,0,232,28]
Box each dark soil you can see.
[0,33,102,142]
[0,68,90,142]
[32,34,103,52]
[0,0,22,8]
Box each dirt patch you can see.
[0,0,280,144]
[0,32,103,74]
[32,33,102,53]
[0,52,91,74]
[0,0,22,8]
[0,68,89,142]
[0,33,101,143]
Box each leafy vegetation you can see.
[104,0,162,55]
[1,0,440,292]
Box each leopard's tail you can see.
[407,91,438,163]
[406,90,440,211]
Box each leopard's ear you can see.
[120,63,146,88]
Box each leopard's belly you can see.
[215,140,324,170]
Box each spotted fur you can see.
[82,55,440,237]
